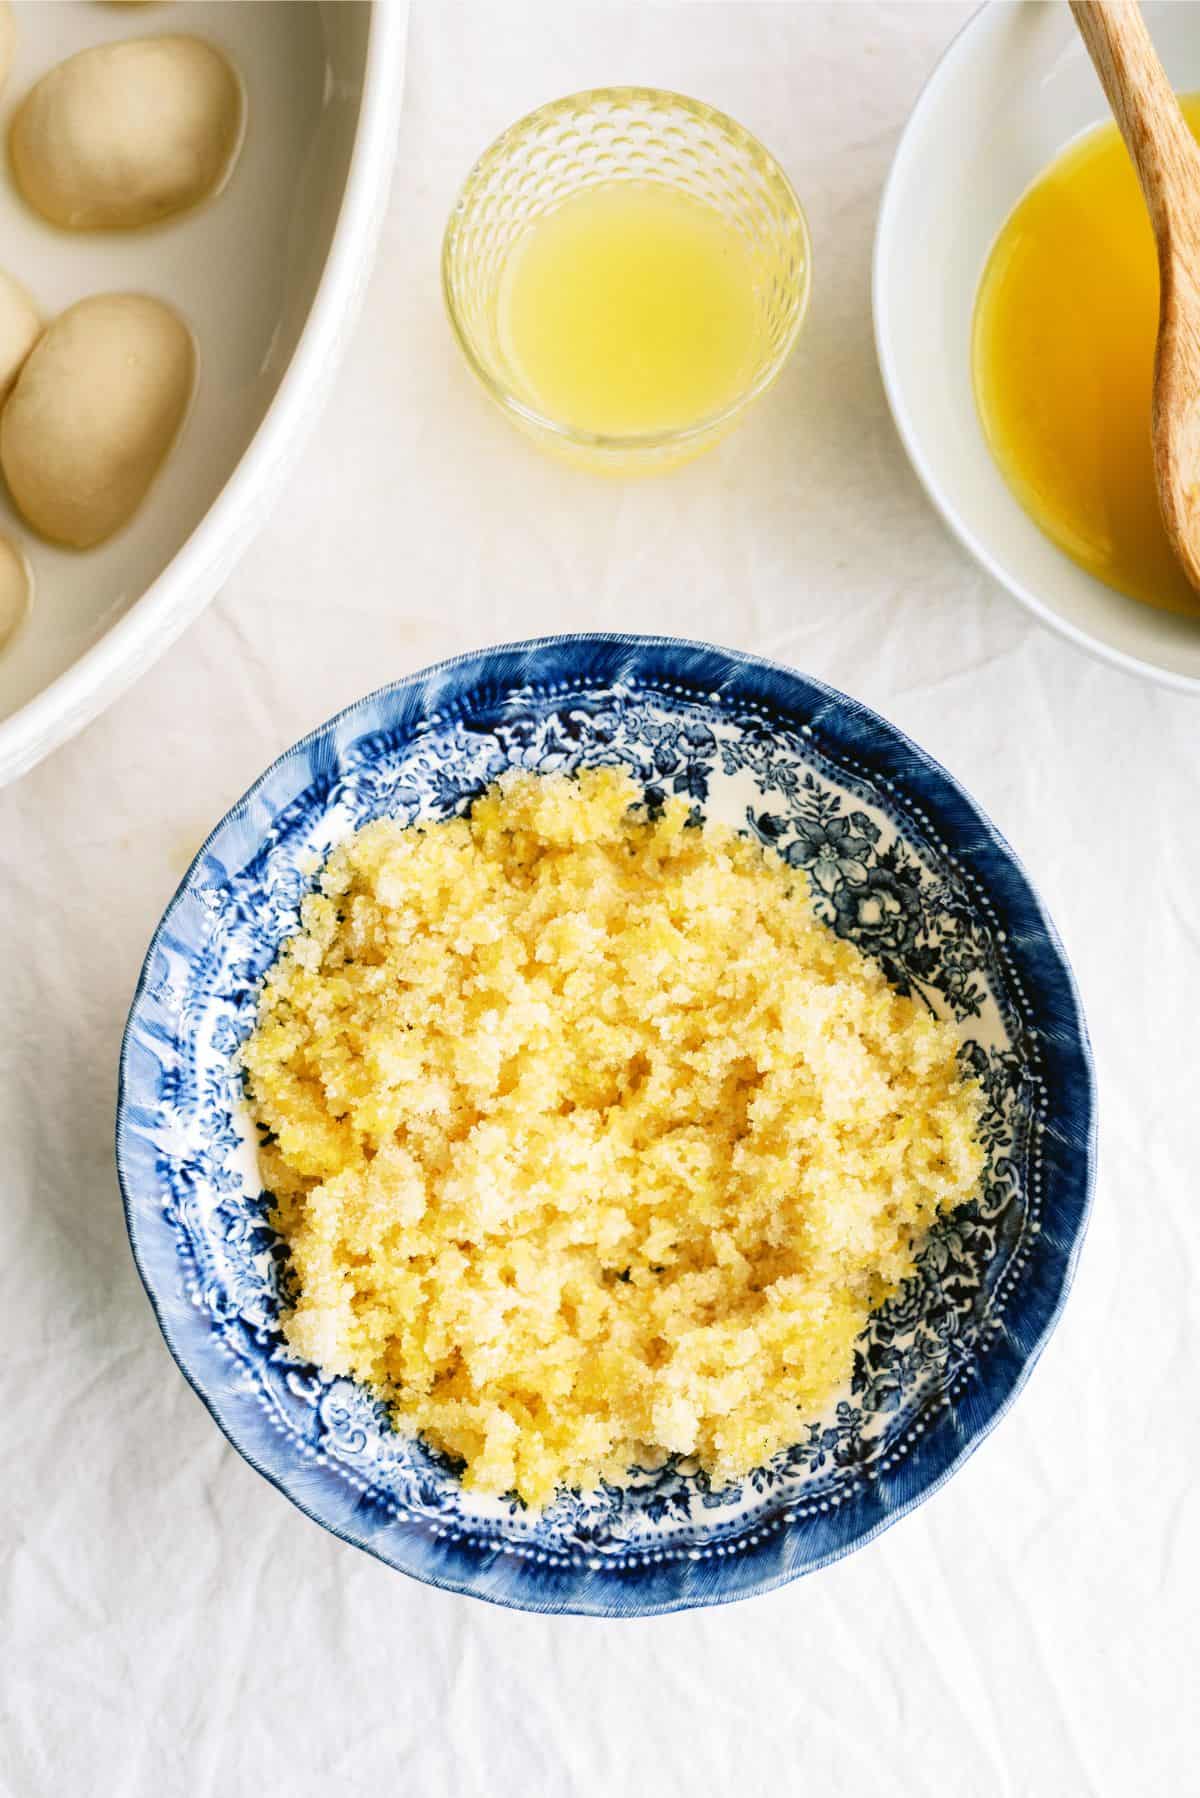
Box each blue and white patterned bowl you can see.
[116,635,1095,1615]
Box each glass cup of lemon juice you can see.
[442,88,812,473]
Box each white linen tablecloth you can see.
[2,4,1196,1792]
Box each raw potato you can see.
[0,534,29,649]
[10,35,243,230]
[0,271,41,403]
[1,294,195,549]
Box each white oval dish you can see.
[0,0,407,786]
[874,0,1200,693]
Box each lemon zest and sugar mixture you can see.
[242,767,983,1508]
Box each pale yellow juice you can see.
[498,179,762,438]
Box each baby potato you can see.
[0,270,41,403]
[0,3,14,95]
[0,533,30,649]
[1,293,195,549]
[10,35,243,230]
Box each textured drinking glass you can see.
[443,88,812,473]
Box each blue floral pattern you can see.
[116,637,1095,1614]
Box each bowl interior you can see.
[874,0,1200,689]
[0,0,373,777]
[443,88,811,450]
[117,638,1093,1614]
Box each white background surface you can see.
[2,3,1197,1793]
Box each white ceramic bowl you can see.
[874,0,1200,693]
[0,0,407,786]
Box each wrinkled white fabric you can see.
[2,4,1196,1793]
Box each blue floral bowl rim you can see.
[115,632,1097,1616]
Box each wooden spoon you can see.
[1070,0,1200,592]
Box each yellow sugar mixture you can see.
[243,768,983,1507]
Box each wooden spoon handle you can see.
[1069,0,1200,234]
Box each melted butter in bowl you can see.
[973,98,1200,619]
